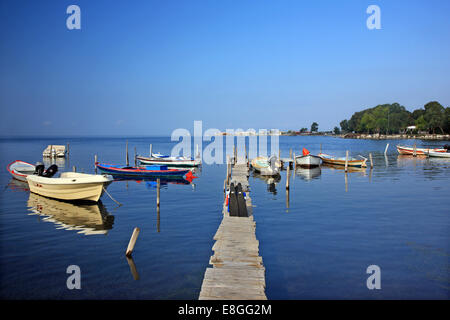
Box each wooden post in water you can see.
[413,143,417,157]
[345,150,349,172]
[125,227,140,257]
[72,165,76,172]
[126,140,129,166]
[293,152,296,170]
[286,164,290,190]
[94,154,98,174]
[150,144,153,157]
[320,144,322,154]
[289,148,292,159]
[156,178,161,208]
[369,153,373,169]
[67,143,70,157]
[384,143,389,155]
[134,147,137,166]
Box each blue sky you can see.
[1,0,449,136]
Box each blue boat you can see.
[95,162,192,178]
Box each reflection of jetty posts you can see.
[199,152,266,300]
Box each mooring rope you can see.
[103,186,122,206]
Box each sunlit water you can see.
[0,136,448,299]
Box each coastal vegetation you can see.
[339,101,450,134]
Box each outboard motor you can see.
[42,164,58,178]
[269,155,278,173]
[34,162,45,176]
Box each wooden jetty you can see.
[199,159,266,300]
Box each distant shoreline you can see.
[281,132,450,141]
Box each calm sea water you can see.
[0,136,448,299]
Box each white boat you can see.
[250,156,280,176]
[396,145,446,155]
[427,150,450,158]
[43,145,66,158]
[136,154,201,167]
[7,160,36,182]
[27,172,113,202]
[295,154,321,168]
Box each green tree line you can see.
[339,101,450,134]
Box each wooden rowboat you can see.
[396,145,446,155]
[7,160,36,182]
[318,153,367,168]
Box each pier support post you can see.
[125,227,140,257]
[369,153,373,169]
[150,144,153,157]
[94,154,98,174]
[384,143,389,155]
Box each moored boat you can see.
[250,156,281,176]
[27,172,113,202]
[318,153,367,168]
[427,150,450,158]
[95,162,192,178]
[396,145,446,155]
[7,160,36,182]
[136,154,201,167]
[295,148,321,168]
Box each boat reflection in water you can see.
[321,163,367,174]
[295,167,321,181]
[27,193,114,235]
[113,175,195,189]
[252,171,281,195]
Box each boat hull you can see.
[137,156,201,167]
[428,151,450,158]
[96,163,190,177]
[295,155,321,168]
[26,173,112,202]
[318,153,367,168]
[396,145,446,155]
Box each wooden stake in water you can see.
[413,143,417,157]
[134,147,137,166]
[384,143,389,155]
[293,152,296,170]
[286,164,290,190]
[94,154,98,174]
[156,178,161,208]
[67,143,70,157]
[150,144,153,157]
[345,150,349,172]
[125,227,140,257]
[369,153,373,169]
[72,165,76,172]
[126,140,129,166]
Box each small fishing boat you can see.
[95,162,192,178]
[295,148,321,168]
[318,153,367,168]
[427,150,450,158]
[7,160,36,182]
[396,145,446,155]
[250,156,281,176]
[136,154,201,167]
[27,171,113,202]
